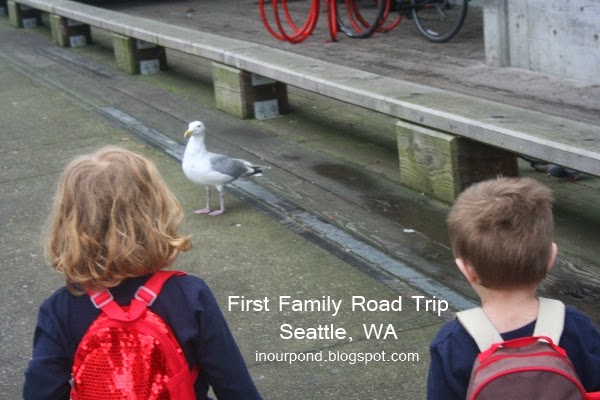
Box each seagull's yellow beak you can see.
[184,130,192,139]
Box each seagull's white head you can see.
[184,121,205,139]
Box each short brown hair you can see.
[46,146,191,293]
[448,177,554,289]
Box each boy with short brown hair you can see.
[427,177,600,399]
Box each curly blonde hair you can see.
[46,146,191,293]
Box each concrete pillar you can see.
[50,15,92,48]
[112,33,167,75]
[483,0,510,67]
[212,62,289,120]
[397,120,518,203]
[483,0,599,83]
[7,1,41,28]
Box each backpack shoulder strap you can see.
[457,297,566,351]
[456,307,503,352]
[89,290,129,321]
[532,297,565,344]
[128,270,186,319]
[133,270,186,306]
[88,270,186,321]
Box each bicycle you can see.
[337,0,469,42]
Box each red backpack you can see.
[457,297,600,400]
[70,270,198,400]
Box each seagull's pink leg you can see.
[194,187,212,214]
[208,191,225,216]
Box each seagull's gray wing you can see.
[210,155,252,179]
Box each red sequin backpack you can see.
[457,297,600,400]
[70,270,198,400]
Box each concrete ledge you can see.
[9,0,600,178]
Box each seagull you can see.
[182,121,264,216]
[520,155,549,172]
[547,164,583,182]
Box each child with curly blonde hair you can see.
[24,146,262,400]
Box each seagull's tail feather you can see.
[236,159,269,178]
[246,165,266,178]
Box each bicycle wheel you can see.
[411,0,468,42]
[336,0,387,39]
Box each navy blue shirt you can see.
[427,306,600,399]
[23,274,263,400]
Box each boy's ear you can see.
[547,242,558,273]
[456,258,480,284]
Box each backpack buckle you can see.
[90,290,114,309]
[135,286,158,306]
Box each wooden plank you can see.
[50,14,69,47]
[397,120,519,202]
[112,33,137,74]
[7,0,21,28]
[397,121,459,202]
[213,62,252,119]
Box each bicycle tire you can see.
[336,0,387,39]
[411,0,468,43]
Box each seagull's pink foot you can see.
[194,208,211,215]
[208,209,225,217]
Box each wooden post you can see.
[50,15,92,48]
[7,1,41,28]
[397,120,518,203]
[212,62,289,120]
[112,33,167,75]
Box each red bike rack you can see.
[259,0,338,43]
[260,0,467,43]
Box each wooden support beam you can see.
[7,0,41,28]
[212,62,289,120]
[50,14,92,48]
[112,33,167,75]
[397,120,518,203]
